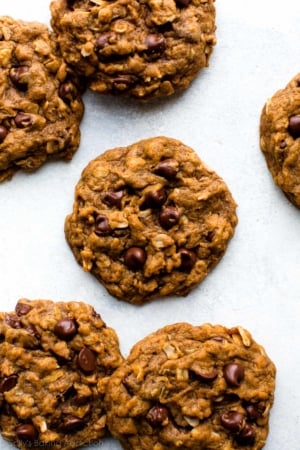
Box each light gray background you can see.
[0,0,299,448]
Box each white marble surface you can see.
[0,0,300,448]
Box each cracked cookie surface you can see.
[0,299,123,450]
[50,0,216,100]
[0,16,84,183]
[105,323,276,450]
[65,136,237,304]
[260,73,300,207]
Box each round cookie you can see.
[260,73,300,207]
[0,299,123,450]
[50,0,216,101]
[65,136,238,304]
[0,16,84,183]
[105,323,276,450]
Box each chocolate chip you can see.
[145,34,166,55]
[54,318,77,341]
[159,207,180,229]
[147,405,168,425]
[124,247,147,270]
[220,411,245,433]
[190,367,218,382]
[112,75,136,90]
[0,375,18,392]
[95,32,116,50]
[15,302,32,316]
[237,423,256,443]
[9,66,29,90]
[14,113,33,128]
[288,115,300,139]
[279,140,287,149]
[77,347,96,373]
[5,313,21,329]
[15,424,38,442]
[144,189,167,208]
[26,324,41,341]
[94,214,111,236]
[178,248,197,272]
[103,190,124,208]
[153,160,177,179]
[59,82,76,102]
[245,403,261,421]
[223,363,245,387]
[0,125,8,143]
[59,416,85,433]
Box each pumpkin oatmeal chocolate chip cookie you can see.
[260,73,300,208]
[105,323,276,450]
[50,0,216,101]
[0,16,84,183]
[65,136,238,304]
[0,298,123,450]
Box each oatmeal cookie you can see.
[50,0,216,101]
[0,16,84,183]
[105,323,276,450]
[65,136,237,304]
[0,299,123,450]
[260,73,300,207]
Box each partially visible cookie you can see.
[260,74,300,207]
[65,136,238,304]
[0,299,123,450]
[0,16,84,183]
[105,323,276,450]
[50,0,216,101]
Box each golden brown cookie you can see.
[0,299,123,450]
[65,136,238,304]
[0,16,84,183]
[50,0,216,101]
[105,323,276,450]
[260,73,300,207]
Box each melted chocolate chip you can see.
[94,214,111,236]
[0,375,18,392]
[124,247,147,270]
[144,189,167,208]
[59,82,76,102]
[178,248,197,272]
[153,159,177,180]
[220,411,245,433]
[9,66,29,91]
[223,363,245,387]
[5,313,21,329]
[237,423,256,443]
[279,140,287,149]
[190,367,218,382]
[159,207,180,230]
[245,403,261,421]
[0,125,8,143]
[95,32,116,50]
[288,115,300,139]
[59,416,85,433]
[77,347,96,373]
[15,424,38,442]
[14,113,33,128]
[15,302,32,316]
[147,405,168,425]
[145,34,166,55]
[54,318,77,341]
[102,190,124,208]
[112,75,136,90]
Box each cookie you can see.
[0,299,123,450]
[65,136,237,304]
[260,73,300,207]
[0,16,84,183]
[105,323,276,450]
[50,0,216,101]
